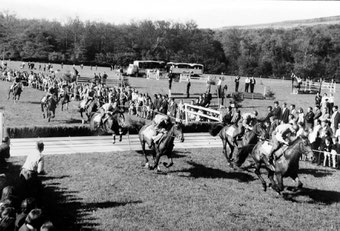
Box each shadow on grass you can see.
[65,118,83,124]
[135,150,187,159]
[26,101,41,105]
[171,160,256,182]
[299,168,335,178]
[3,161,140,230]
[41,178,143,230]
[282,187,340,205]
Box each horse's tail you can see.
[209,124,224,136]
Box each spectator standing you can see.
[0,137,10,172]
[168,74,173,90]
[244,77,250,93]
[322,137,333,167]
[331,136,340,169]
[264,106,273,122]
[297,107,305,126]
[168,98,177,118]
[250,77,256,93]
[281,102,290,124]
[186,79,191,98]
[315,92,322,107]
[331,105,340,134]
[305,107,315,130]
[272,101,282,123]
[217,77,222,99]
[234,76,240,92]
[328,93,335,113]
[19,141,45,199]
[314,106,322,122]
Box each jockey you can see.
[267,123,298,171]
[99,101,118,125]
[151,114,171,146]
[242,111,258,131]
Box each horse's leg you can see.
[140,140,150,168]
[292,175,303,190]
[112,133,116,144]
[221,138,228,161]
[254,161,267,192]
[151,149,162,172]
[275,173,284,193]
[119,128,122,142]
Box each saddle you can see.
[262,141,289,159]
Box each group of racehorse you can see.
[42,92,313,195]
[210,118,314,194]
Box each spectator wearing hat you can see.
[0,137,10,173]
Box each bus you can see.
[126,60,166,77]
[166,62,204,77]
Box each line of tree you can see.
[216,25,340,80]
[0,12,339,80]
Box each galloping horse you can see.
[8,83,23,102]
[251,136,314,193]
[41,94,58,122]
[209,118,264,165]
[139,121,184,172]
[59,89,71,111]
[89,111,127,144]
[79,98,101,124]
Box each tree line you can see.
[0,12,339,80]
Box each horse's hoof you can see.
[163,162,174,168]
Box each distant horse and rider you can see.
[8,80,23,102]
[139,114,184,173]
[40,93,59,122]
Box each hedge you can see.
[5,122,218,138]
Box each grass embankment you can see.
[8,149,340,230]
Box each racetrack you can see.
[10,133,221,156]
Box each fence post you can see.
[185,104,188,125]
[0,112,4,140]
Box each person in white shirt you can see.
[19,141,45,200]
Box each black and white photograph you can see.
[0,0,340,230]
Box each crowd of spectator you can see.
[0,138,55,230]
[222,94,340,169]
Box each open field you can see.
[2,61,338,127]
[8,148,340,230]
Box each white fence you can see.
[183,103,222,124]
[293,80,336,94]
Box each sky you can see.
[1,0,340,28]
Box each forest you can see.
[0,12,339,80]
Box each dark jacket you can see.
[272,107,282,120]
[305,111,315,124]
[281,108,290,123]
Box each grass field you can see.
[8,148,340,230]
[2,61,338,127]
